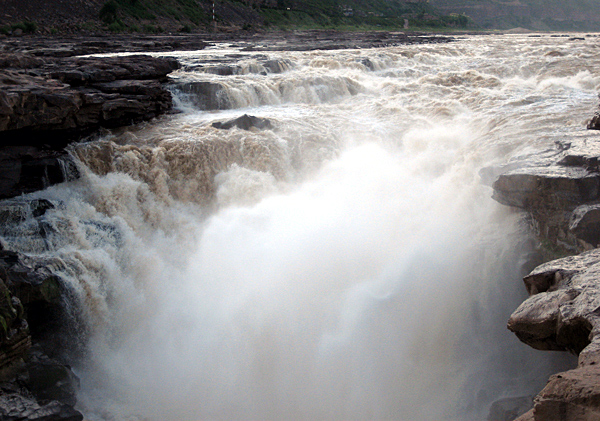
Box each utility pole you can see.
[213,1,217,32]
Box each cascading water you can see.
[2,34,597,420]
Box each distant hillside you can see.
[2,0,597,34]
[93,0,472,33]
[429,0,600,31]
[0,0,472,34]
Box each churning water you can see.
[3,34,598,420]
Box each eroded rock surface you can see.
[518,365,600,421]
[0,228,83,420]
[492,135,600,254]
[506,245,600,419]
[212,114,272,131]
[0,53,180,200]
[508,235,600,421]
[0,54,179,138]
[491,108,600,420]
[508,249,600,354]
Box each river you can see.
[2,33,597,420]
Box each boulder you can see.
[212,114,273,131]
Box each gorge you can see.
[1,33,600,420]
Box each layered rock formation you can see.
[0,52,180,200]
[492,113,600,419]
[493,134,600,256]
[509,249,600,421]
[0,47,181,420]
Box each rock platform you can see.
[492,116,600,419]
[0,52,180,200]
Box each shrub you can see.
[100,1,119,24]
[143,24,163,33]
[108,21,126,32]
[10,21,37,33]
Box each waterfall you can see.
[2,34,596,420]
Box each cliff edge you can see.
[493,103,600,420]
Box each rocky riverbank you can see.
[492,105,600,420]
[0,52,179,200]
[0,31,457,420]
[0,42,181,421]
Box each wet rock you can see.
[507,249,600,355]
[588,95,600,130]
[569,204,600,248]
[0,55,180,139]
[487,395,533,421]
[212,114,272,131]
[0,250,63,307]
[0,54,45,70]
[200,65,240,76]
[263,59,293,74]
[491,135,600,254]
[0,256,82,420]
[0,53,180,199]
[2,35,207,57]
[506,249,600,419]
[0,273,30,373]
[23,346,80,406]
[48,55,180,84]
[359,57,375,70]
[529,365,600,421]
[176,81,231,110]
[588,114,600,130]
[0,391,83,421]
[0,146,79,200]
[492,166,600,211]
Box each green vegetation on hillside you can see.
[96,0,473,32]
[0,20,37,35]
[99,0,210,32]
[256,0,472,31]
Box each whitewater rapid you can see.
[3,33,599,420]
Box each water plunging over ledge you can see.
[2,34,596,420]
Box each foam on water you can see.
[3,34,597,420]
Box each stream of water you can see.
[3,33,599,420]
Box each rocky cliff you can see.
[0,47,181,420]
[0,51,180,200]
[492,105,600,420]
